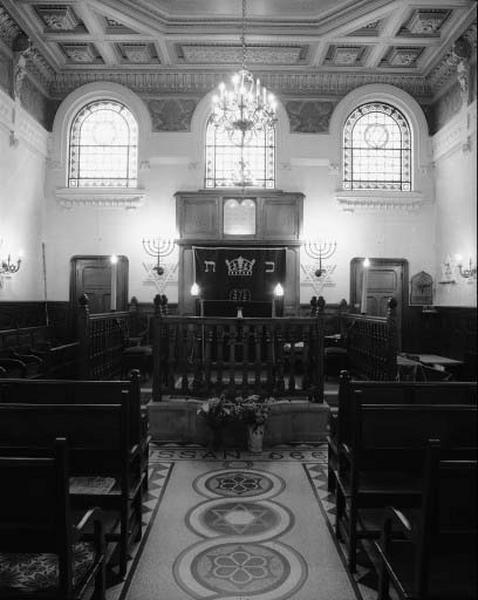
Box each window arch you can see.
[68,99,138,188]
[204,116,275,189]
[343,102,411,191]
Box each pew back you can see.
[0,403,128,476]
[0,376,142,449]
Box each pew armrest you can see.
[386,506,413,534]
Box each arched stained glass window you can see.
[343,102,411,191]
[205,117,275,189]
[68,100,138,187]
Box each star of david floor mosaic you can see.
[109,447,370,600]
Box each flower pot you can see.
[247,424,265,453]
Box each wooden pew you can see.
[334,400,477,572]
[0,403,143,577]
[375,441,477,600]
[0,370,150,493]
[0,437,106,600]
[0,325,79,378]
[327,373,477,492]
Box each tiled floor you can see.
[105,442,382,600]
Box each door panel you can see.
[70,256,128,313]
[350,258,408,349]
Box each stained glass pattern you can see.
[343,102,411,191]
[205,117,275,189]
[68,100,138,187]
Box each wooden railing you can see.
[77,294,129,379]
[152,295,325,402]
[340,298,399,380]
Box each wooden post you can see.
[386,297,398,381]
[316,296,325,403]
[77,293,90,379]
[152,294,162,402]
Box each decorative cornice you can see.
[427,21,477,95]
[49,69,432,101]
[0,7,21,48]
[55,187,146,209]
[334,190,424,213]
[432,100,476,161]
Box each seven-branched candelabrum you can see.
[197,394,274,432]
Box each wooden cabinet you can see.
[176,190,303,241]
[175,190,304,314]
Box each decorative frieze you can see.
[177,44,306,65]
[147,98,199,131]
[0,6,21,48]
[334,190,424,213]
[55,188,146,209]
[49,70,432,100]
[285,100,336,133]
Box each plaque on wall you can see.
[410,271,433,305]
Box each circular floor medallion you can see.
[187,499,293,540]
[174,538,307,599]
[194,468,284,500]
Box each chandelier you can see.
[211,0,277,144]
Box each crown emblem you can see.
[225,256,256,277]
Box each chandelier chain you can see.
[241,0,247,70]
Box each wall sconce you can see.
[142,238,175,276]
[191,282,200,296]
[0,253,22,275]
[455,255,476,280]
[304,240,337,277]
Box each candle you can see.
[110,255,118,311]
[360,258,370,314]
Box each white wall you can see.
[39,82,443,307]
[432,101,476,307]
[0,88,48,300]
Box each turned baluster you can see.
[274,323,285,395]
[227,325,238,397]
[204,325,213,394]
[241,324,249,395]
[191,322,203,395]
[253,325,262,394]
[180,324,190,394]
[265,322,275,396]
[216,325,224,392]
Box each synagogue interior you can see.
[0,1,477,599]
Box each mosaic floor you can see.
[106,444,381,600]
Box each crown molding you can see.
[55,187,146,209]
[49,69,433,100]
[334,190,424,213]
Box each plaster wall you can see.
[41,82,440,308]
[433,101,477,307]
[0,89,48,301]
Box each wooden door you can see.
[70,255,128,313]
[350,257,408,347]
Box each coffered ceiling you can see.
[0,0,476,100]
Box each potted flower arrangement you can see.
[197,395,235,450]
[235,394,274,453]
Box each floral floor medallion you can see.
[175,466,306,599]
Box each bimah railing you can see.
[152,295,325,402]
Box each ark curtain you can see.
[193,246,286,302]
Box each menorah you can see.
[303,240,337,277]
[142,238,175,276]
